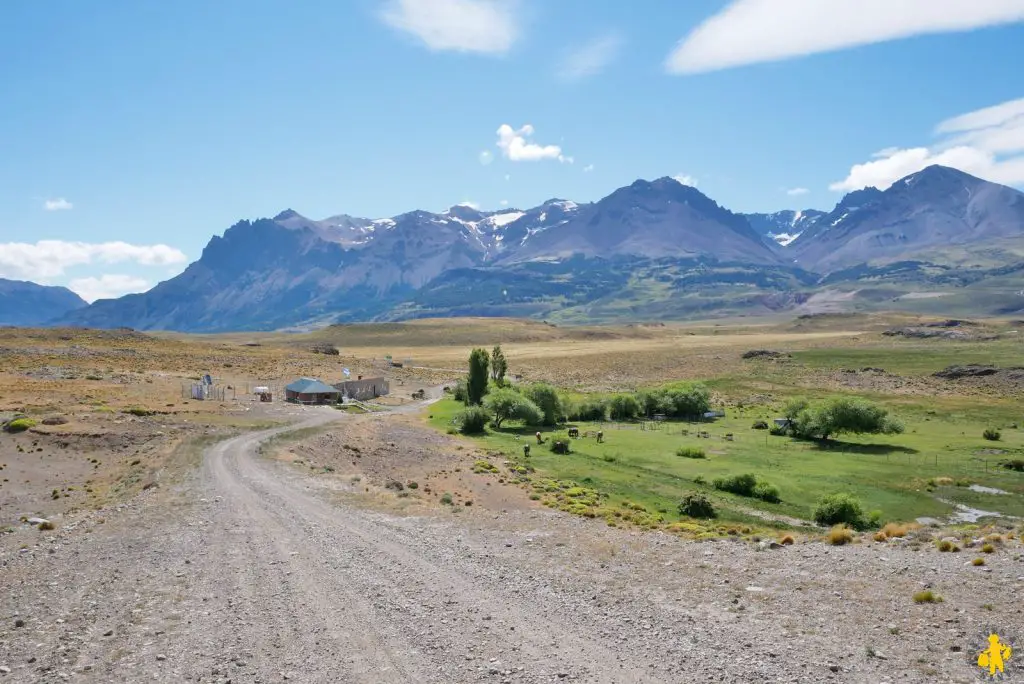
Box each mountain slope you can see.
[505,178,781,265]
[790,166,1024,272]
[0,279,87,326]
[743,210,826,248]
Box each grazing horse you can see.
[523,444,531,457]
[567,427,579,439]
[536,431,543,444]
[596,430,604,443]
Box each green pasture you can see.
[427,392,1024,530]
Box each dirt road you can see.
[2,409,1019,683]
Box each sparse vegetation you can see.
[913,590,942,604]
[675,446,706,459]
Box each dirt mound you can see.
[742,350,790,360]
[934,365,999,379]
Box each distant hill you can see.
[59,165,1024,331]
[0,279,87,326]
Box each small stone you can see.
[13,619,24,628]
[828,664,840,673]
[103,630,113,637]
[156,654,167,662]
[0,666,10,675]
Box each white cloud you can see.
[479,149,494,165]
[499,199,509,206]
[786,187,809,196]
[557,33,622,81]
[0,240,188,281]
[830,97,1024,191]
[583,164,595,173]
[456,200,480,209]
[672,174,698,187]
[43,198,73,211]
[496,124,571,163]
[665,0,1024,75]
[68,275,150,303]
[380,0,519,54]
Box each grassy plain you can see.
[419,315,1024,532]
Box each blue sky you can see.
[2,0,1024,301]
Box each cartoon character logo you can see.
[978,633,1013,677]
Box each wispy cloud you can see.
[43,198,73,211]
[380,0,519,54]
[786,187,809,196]
[496,124,572,163]
[479,149,494,165]
[830,96,1024,191]
[68,274,150,303]
[583,164,595,173]
[557,33,622,81]
[499,199,509,206]
[0,240,187,281]
[666,0,1024,74]
[672,174,698,187]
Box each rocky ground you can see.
[2,404,1023,683]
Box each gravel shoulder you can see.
[2,407,1022,683]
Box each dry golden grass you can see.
[828,525,854,546]
[779,534,795,545]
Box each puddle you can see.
[968,484,1010,495]
[927,498,1009,524]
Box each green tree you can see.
[484,387,542,428]
[490,344,508,387]
[608,394,641,420]
[797,397,904,440]
[466,348,490,405]
[523,383,562,426]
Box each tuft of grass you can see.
[972,557,986,566]
[38,520,55,531]
[440,492,454,505]
[124,407,155,417]
[779,534,795,546]
[828,525,854,546]
[406,481,418,489]
[675,446,706,459]
[873,531,887,542]
[936,540,959,552]
[981,543,995,554]
[912,590,942,604]
[881,522,911,539]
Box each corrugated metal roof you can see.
[285,377,339,394]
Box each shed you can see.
[285,378,341,405]
[334,376,389,401]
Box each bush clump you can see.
[677,492,716,519]
[913,590,942,604]
[712,473,757,497]
[813,492,868,529]
[983,428,1001,441]
[828,525,854,545]
[1003,459,1024,472]
[675,446,706,459]
[751,420,769,430]
[440,492,454,505]
[456,406,490,435]
[752,481,781,503]
[4,418,36,433]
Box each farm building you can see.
[334,376,389,401]
[285,378,341,405]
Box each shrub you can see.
[881,522,910,538]
[712,473,757,497]
[675,446,706,459]
[4,418,36,433]
[972,557,986,566]
[936,540,956,552]
[828,525,854,545]
[751,420,769,430]
[677,493,716,519]
[608,394,641,421]
[440,492,454,505]
[981,543,995,554]
[983,428,1001,441]
[567,399,607,422]
[753,481,781,503]
[913,590,942,604]
[813,493,867,529]
[456,406,490,435]
[768,425,788,436]
[38,520,55,531]
[452,378,468,403]
[484,388,543,427]
[125,407,154,417]
[1003,459,1024,472]
[384,480,404,491]
[523,383,562,426]
[779,534,795,546]
[873,531,887,542]
[407,481,418,489]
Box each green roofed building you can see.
[284,377,341,405]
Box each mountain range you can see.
[0,279,86,326]
[11,165,1024,331]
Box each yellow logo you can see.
[978,633,1013,677]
